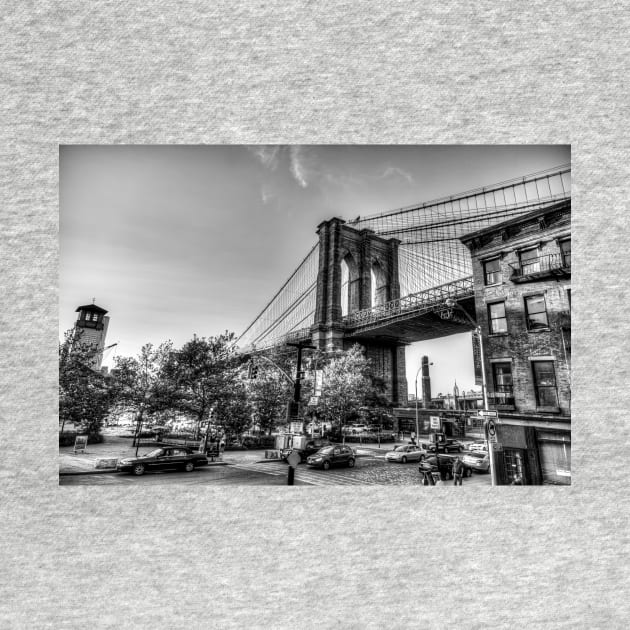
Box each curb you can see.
[59,461,229,476]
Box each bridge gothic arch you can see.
[312,217,407,404]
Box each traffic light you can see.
[248,363,259,379]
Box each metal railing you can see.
[344,276,475,329]
[510,253,570,280]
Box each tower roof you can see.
[75,304,108,314]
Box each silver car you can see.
[385,444,428,463]
[462,451,490,472]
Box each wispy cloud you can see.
[248,145,313,188]
[289,146,308,188]
[378,166,414,184]
[247,145,281,170]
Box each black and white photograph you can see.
[59,145,571,487]
[4,2,629,626]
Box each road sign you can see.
[487,419,496,436]
[430,416,441,429]
[73,435,88,453]
[479,410,498,417]
[491,442,503,451]
[308,396,320,406]
[287,450,301,468]
[315,370,323,396]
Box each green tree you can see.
[247,359,293,434]
[165,332,242,439]
[110,341,174,444]
[59,329,112,438]
[316,344,374,433]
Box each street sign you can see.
[315,370,323,396]
[430,416,441,429]
[308,396,320,407]
[73,435,88,453]
[479,410,498,417]
[491,442,503,451]
[287,450,301,468]
[486,419,498,443]
[487,419,496,436]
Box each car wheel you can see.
[402,456,407,463]
[184,461,195,473]
[132,464,145,476]
[348,458,355,468]
[323,460,331,470]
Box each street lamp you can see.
[444,298,496,486]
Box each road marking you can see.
[228,461,378,485]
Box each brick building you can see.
[460,199,571,485]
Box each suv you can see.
[306,444,356,470]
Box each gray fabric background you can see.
[1,2,628,628]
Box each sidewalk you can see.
[59,435,228,475]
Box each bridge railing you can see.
[344,276,475,329]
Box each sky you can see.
[59,144,570,395]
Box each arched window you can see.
[371,260,387,307]
[340,254,359,316]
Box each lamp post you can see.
[444,298,495,486]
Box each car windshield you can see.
[317,446,334,454]
[145,449,164,458]
[468,452,487,459]
[394,446,407,451]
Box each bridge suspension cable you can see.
[238,165,571,350]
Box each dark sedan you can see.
[117,447,209,476]
[306,445,355,470]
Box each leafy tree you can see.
[164,332,241,439]
[110,341,174,444]
[59,329,112,437]
[316,344,374,433]
[245,349,294,435]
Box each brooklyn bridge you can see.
[237,165,571,404]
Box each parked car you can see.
[306,445,355,470]
[462,451,491,472]
[467,440,488,453]
[301,438,333,461]
[385,444,428,463]
[117,447,209,476]
[421,439,465,453]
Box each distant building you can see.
[460,199,571,485]
[73,303,110,371]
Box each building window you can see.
[560,239,571,267]
[484,258,501,285]
[532,360,559,407]
[538,431,571,485]
[488,302,507,334]
[524,294,549,330]
[492,362,514,405]
[503,448,526,484]
[519,247,540,275]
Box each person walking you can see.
[453,456,464,486]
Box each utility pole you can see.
[286,341,316,486]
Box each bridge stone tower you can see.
[311,217,407,404]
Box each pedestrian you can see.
[453,456,464,486]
